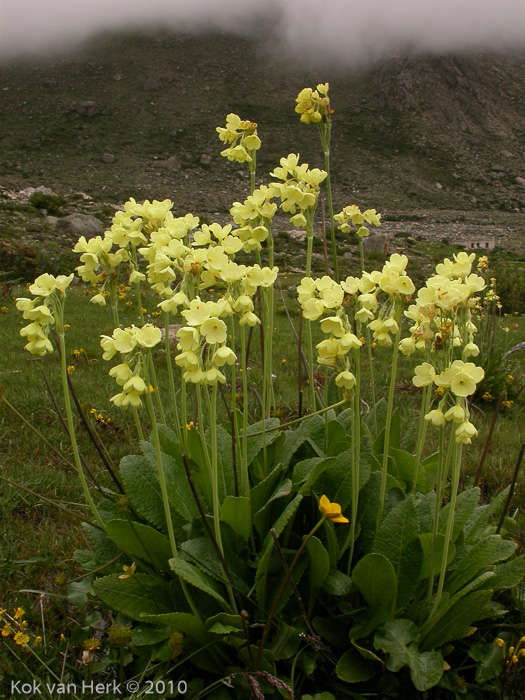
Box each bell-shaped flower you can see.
[112,328,137,355]
[412,362,436,387]
[445,404,466,423]
[335,370,356,391]
[212,346,236,367]
[109,363,133,386]
[320,316,345,337]
[455,420,478,444]
[135,324,162,349]
[425,409,446,427]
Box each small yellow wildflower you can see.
[515,323,519,329]
[13,607,24,620]
[435,386,445,397]
[482,392,493,401]
[0,306,8,313]
[186,421,194,431]
[148,384,158,394]
[60,633,66,642]
[2,624,12,637]
[66,365,75,374]
[281,358,286,364]
[34,636,42,646]
[502,326,510,333]
[502,400,514,409]
[13,631,30,646]
[63,323,70,329]
[319,495,349,523]
[119,562,137,580]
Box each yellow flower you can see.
[13,607,25,620]
[318,495,349,523]
[119,562,136,579]
[13,631,30,646]
[66,365,75,375]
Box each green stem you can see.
[323,148,338,283]
[431,438,463,617]
[376,304,402,528]
[209,385,237,612]
[59,332,104,529]
[132,406,145,442]
[145,389,201,618]
[427,425,445,604]
[359,240,377,435]
[306,320,317,412]
[164,312,182,443]
[413,385,432,491]
[239,324,250,498]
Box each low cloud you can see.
[1,0,525,64]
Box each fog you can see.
[1,0,525,64]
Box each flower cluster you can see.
[176,299,236,385]
[0,607,38,649]
[16,273,74,355]
[101,324,162,408]
[295,83,331,125]
[334,204,381,239]
[73,235,128,296]
[269,154,326,228]
[400,252,485,358]
[230,185,277,252]
[216,113,261,164]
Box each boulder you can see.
[56,214,105,240]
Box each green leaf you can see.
[477,553,525,592]
[464,487,509,543]
[420,589,493,651]
[256,494,304,608]
[306,536,330,595]
[131,625,172,646]
[120,454,166,531]
[169,558,229,609]
[317,442,372,511]
[419,533,456,580]
[93,574,174,621]
[105,520,172,572]
[373,408,400,455]
[335,408,353,433]
[297,457,337,495]
[180,537,249,595]
[220,496,251,541]
[469,641,504,684]
[205,612,243,635]
[322,569,353,597]
[445,535,516,595]
[280,414,324,469]
[439,487,480,542]
[336,648,375,683]
[246,418,282,466]
[374,619,444,691]
[324,420,349,456]
[67,577,93,607]
[140,612,209,645]
[352,553,397,608]
[141,441,202,523]
[373,496,422,610]
[250,462,285,518]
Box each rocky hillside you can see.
[0,30,525,251]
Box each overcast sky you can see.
[1,0,525,64]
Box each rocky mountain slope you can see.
[0,30,524,251]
